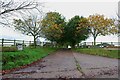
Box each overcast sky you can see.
[0,0,119,42]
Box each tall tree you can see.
[13,16,42,47]
[117,14,120,36]
[65,16,89,48]
[88,14,118,45]
[41,12,66,44]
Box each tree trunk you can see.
[34,36,36,48]
[93,36,96,46]
[72,45,75,49]
[71,42,75,49]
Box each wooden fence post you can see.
[2,38,4,48]
[43,42,44,47]
[111,42,113,46]
[23,40,24,49]
[84,42,86,46]
[29,41,31,46]
[92,42,93,46]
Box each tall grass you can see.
[2,47,57,70]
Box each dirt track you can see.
[2,49,119,78]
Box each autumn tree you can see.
[88,14,118,45]
[117,14,120,36]
[116,1,120,35]
[65,16,89,48]
[41,12,66,45]
[13,15,42,47]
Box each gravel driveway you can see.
[2,49,119,79]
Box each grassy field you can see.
[75,48,119,59]
[2,47,57,70]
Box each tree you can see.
[65,16,89,48]
[117,13,120,36]
[13,16,42,47]
[88,14,118,45]
[41,12,66,45]
[0,0,41,26]
[118,20,120,36]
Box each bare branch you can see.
[0,1,38,15]
[0,0,43,26]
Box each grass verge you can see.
[75,48,119,59]
[2,47,58,70]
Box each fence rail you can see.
[0,38,57,48]
[0,38,119,48]
[0,39,34,47]
[79,42,119,46]
[78,42,120,48]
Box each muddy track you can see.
[2,49,119,79]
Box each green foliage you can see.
[41,12,66,44]
[117,19,120,36]
[65,16,89,48]
[42,14,90,48]
[41,13,117,48]
[2,47,57,70]
[75,48,119,59]
[2,46,17,52]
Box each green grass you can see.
[75,48,119,59]
[2,47,58,70]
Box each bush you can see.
[2,46,17,52]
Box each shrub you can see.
[2,46,17,52]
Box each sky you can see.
[0,0,119,42]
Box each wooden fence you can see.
[0,38,37,47]
[79,42,119,46]
[0,38,57,48]
[0,38,119,48]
